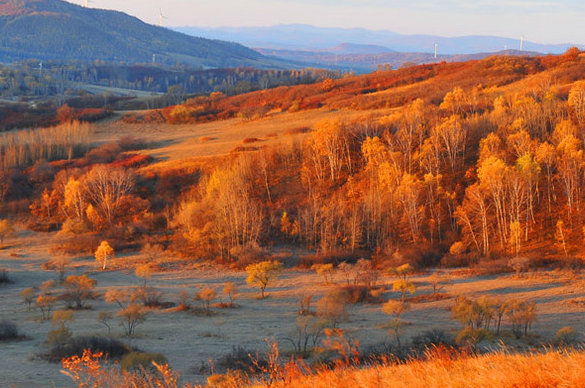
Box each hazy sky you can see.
[69,0,584,44]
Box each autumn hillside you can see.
[0,48,582,269]
[123,48,584,125]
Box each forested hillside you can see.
[0,0,284,68]
[0,50,583,268]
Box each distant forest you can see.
[0,60,343,102]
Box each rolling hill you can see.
[0,0,286,68]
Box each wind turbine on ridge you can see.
[159,9,167,27]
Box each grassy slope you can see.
[246,350,585,388]
[103,55,585,172]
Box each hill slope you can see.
[0,0,285,68]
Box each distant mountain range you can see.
[0,0,286,68]
[255,48,540,73]
[176,24,579,56]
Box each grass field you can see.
[1,226,585,387]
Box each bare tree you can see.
[82,165,135,227]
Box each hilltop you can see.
[0,0,285,68]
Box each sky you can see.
[69,0,584,44]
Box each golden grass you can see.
[248,349,585,388]
[93,108,393,166]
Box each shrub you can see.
[215,346,266,373]
[120,351,167,372]
[70,336,130,359]
[0,320,19,341]
[552,326,578,346]
[134,285,164,308]
[0,268,12,284]
[299,251,362,269]
[471,257,513,275]
[412,329,457,351]
[45,335,131,362]
[193,287,217,313]
[84,142,122,164]
[60,274,98,309]
[118,136,147,151]
[338,285,372,304]
[284,126,310,135]
[316,289,349,327]
[508,256,531,277]
[455,328,492,346]
[207,371,250,388]
[440,253,478,268]
[220,282,238,307]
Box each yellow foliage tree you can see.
[568,81,585,125]
[94,241,114,270]
[245,260,283,299]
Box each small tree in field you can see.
[428,271,452,294]
[390,264,416,302]
[95,241,114,270]
[60,274,98,309]
[311,263,335,284]
[222,282,238,306]
[245,260,283,299]
[37,280,56,321]
[382,300,411,347]
[104,289,147,337]
[47,310,74,354]
[194,287,217,313]
[21,287,37,310]
[42,257,72,283]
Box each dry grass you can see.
[62,348,585,388]
[0,120,91,169]
[4,228,585,387]
[247,349,585,388]
[92,108,392,165]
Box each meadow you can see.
[2,227,585,387]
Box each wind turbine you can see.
[520,35,524,51]
[158,9,167,27]
[434,43,438,59]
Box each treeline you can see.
[0,59,341,100]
